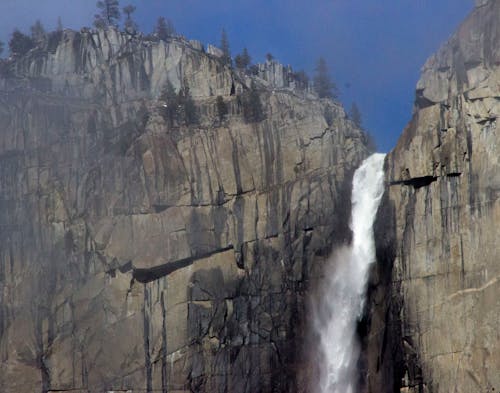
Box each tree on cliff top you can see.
[220,28,231,66]
[30,20,46,43]
[94,0,121,29]
[363,130,377,152]
[9,29,35,57]
[349,102,362,128]
[123,4,138,34]
[348,102,376,151]
[155,17,175,40]
[293,69,309,90]
[313,57,337,99]
[235,48,251,70]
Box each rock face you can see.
[256,60,294,89]
[0,28,368,392]
[367,2,500,392]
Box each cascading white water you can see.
[314,153,386,393]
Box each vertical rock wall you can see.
[368,2,500,392]
[0,28,368,392]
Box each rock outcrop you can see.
[255,60,295,89]
[368,1,500,392]
[0,27,368,392]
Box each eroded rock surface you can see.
[368,2,500,392]
[0,28,368,392]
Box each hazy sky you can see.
[0,0,473,152]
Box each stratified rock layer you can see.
[0,28,367,392]
[369,2,500,392]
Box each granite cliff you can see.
[0,27,368,392]
[367,1,500,392]
[4,2,498,392]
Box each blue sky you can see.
[0,0,473,152]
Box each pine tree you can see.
[9,29,35,56]
[122,4,135,19]
[178,79,198,125]
[234,54,244,69]
[155,17,175,40]
[48,17,63,54]
[93,15,106,29]
[94,0,121,28]
[220,28,231,66]
[159,79,178,127]
[123,4,138,34]
[348,102,375,151]
[235,47,251,70]
[313,57,337,99]
[0,41,4,56]
[249,64,259,75]
[349,102,362,128]
[30,20,46,43]
[242,81,264,123]
[293,69,309,90]
[363,131,377,152]
[243,48,251,68]
[216,95,228,122]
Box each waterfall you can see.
[314,153,386,393]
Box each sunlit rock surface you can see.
[368,2,500,392]
[0,27,368,392]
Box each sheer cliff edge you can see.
[368,2,500,392]
[0,27,369,392]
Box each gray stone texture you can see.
[0,27,368,392]
[368,2,500,392]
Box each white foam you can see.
[314,153,386,393]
